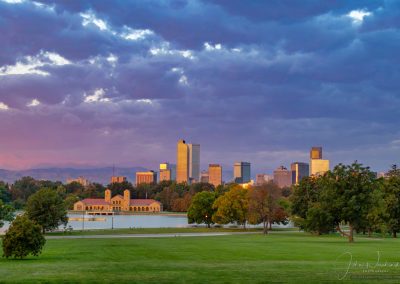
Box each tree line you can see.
[290,162,400,242]
[188,183,290,233]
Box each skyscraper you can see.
[159,162,176,182]
[309,147,330,176]
[136,171,157,186]
[176,139,200,183]
[290,162,309,184]
[209,164,222,187]
[188,143,200,182]
[234,162,251,183]
[310,147,322,159]
[176,140,189,183]
[273,166,291,188]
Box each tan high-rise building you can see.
[310,159,330,176]
[135,171,157,186]
[209,164,222,187]
[310,147,322,159]
[234,162,251,183]
[176,140,189,183]
[176,140,199,183]
[110,176,127,183]
[309,147,329,176]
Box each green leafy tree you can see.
[188,191,217,228]
[9,176,40,205]
[213,185,249,228]
[323,162,377,242]
[0,181,11,203]
[2,215,46,259]
[290,177,320,229]
[26,188,68,233]
[64,194,80,210]
[107,181,134,196]
[304,203,335,235]
[382,165,400,237]
[0,200,14,228]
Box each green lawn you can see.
[1,232,400,283]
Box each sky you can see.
[0,0,399,174]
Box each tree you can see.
[0,181,11,203]
[323,162,376,242]
[9,176,40,205]
[303,203,335,235]
[25,188,68,233]
[0,200,14,228]
[2,215,46,259]
[290,177,320,229]
[187,191,216,228]
[291,175,338,235]
[212,185,249,228]
[248,185,271,234]
[155,187,179,211]
[382,165,400,237]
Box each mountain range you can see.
[0,167,234,185]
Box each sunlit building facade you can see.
[110,176,127,183]
[176,139,189,183]
[234,162,251,183]
[309,146,329,176]
[159,162,176,182]
[208,164,222,187]
[135,171,157,186]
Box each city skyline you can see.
[0,1,399,173]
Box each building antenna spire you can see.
[112,164,115,177]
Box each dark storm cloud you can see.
[0,0,399,172]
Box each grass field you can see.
[1,231,400,283]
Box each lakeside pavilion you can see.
[73,189,162,213]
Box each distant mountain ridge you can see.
[0,167,234,185]
[0,167,148,185]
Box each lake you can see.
[0,213,293,233]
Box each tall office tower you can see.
[176,139,189,183]
[188,143,200,182]
[273,166,292,188]
[309,146,330,176]
[159,163,176,182]
[290,162,309,184]
[135,171,157,186]
[209,164,222,187]
[310,147,322,159]
[234,162,251,183]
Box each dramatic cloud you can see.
[0,0,399,175]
